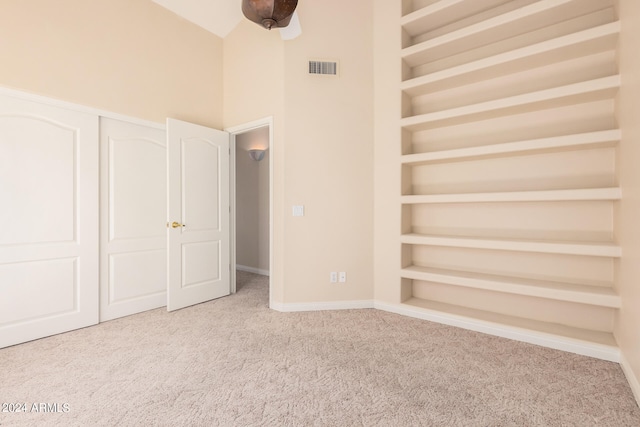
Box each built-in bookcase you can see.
[399,0,621,359]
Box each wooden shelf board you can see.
[401,188,621,204]
[401,0,507,37]
[401,130,621,165]
[401,76,620,132]
[400,234,621,257]
[401,0,610,67]
[401,265,620,308]
[401,22,620,96]
[402,297,618,349]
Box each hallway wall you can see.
[236,127,270,275]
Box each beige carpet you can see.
[1,271,639,426]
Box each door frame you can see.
[225,117,273,307]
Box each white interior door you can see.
[0,94,98,348]
[100,118,167,321]
[167,118,230,311]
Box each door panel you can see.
[183,139,221,230]
[182,241,221,286]
[167,118,230,311]
[0,259,76,325]
[1,118,76,245]
[0,95,98,348]
[99,118,167,321]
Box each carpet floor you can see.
[1,271,639,426]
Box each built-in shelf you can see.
[401,130,621,165]
[401,265,620,308]
[401,22,619,96]
[396,0,621,361]
[401,187,621,204]
[399,298,618,360]
[401,75,620,131]
[401,0,613,67]
[400,234,621,257]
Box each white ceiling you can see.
[152,0,243,38]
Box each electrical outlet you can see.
[330,272,338,283]
[339,272,347,283]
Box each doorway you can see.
[227,118,273,307]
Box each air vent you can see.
[308,60,339,76]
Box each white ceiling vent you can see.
[308,60,339,77]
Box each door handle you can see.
[170,221,186,229]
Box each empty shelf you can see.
[400,297,618,358]
[401,188,621,204]
[401,130,621,165]
[401,76,620,131]
[400,234,621,257]
[402,22,620,96]
[401,0,610,67]
[401,265,620,308]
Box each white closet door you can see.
[167,118,230,311]
[99,118,167,321]
[0,95,98,348]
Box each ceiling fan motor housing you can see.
[242,0,299,29]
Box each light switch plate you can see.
[293,205,304,217]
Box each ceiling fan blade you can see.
[279,11,301,40]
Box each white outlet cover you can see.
[293,205,304,217]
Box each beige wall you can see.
[373,0,404,303]
[225,0,374,304]
[236,132,260,269]
[0,0,223,127]
[258,148,270,272]
[281,0,374,303]
[235,127,270,273]
[616,0,640,400]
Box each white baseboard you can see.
[620,353,640,407]
[270,300,374,312]
[267,295,623,363]
[373,301,620,363]
[267,296,636,400]
[236,264,270,276]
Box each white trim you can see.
[271,300,375,313]
[225,117,274,308]
[0,85,165,130]
[401,187,622,204]
[237,264,270,276]
[620,353,640,407]
[373,301,620,362]
[229,133,237,294]
[225,117,274,135]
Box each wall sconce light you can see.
[249,149,266,161]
